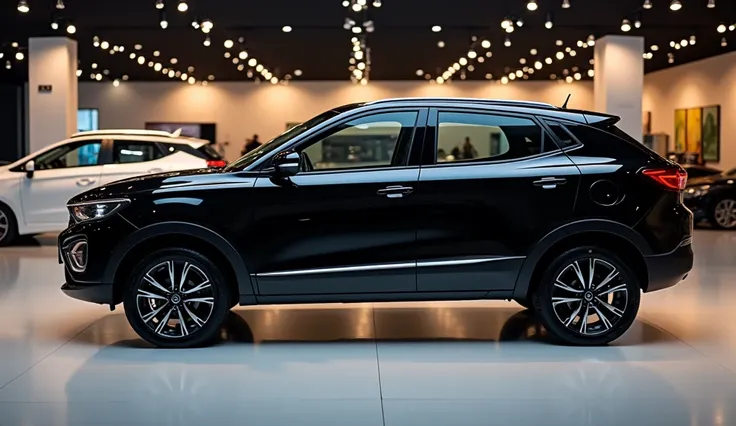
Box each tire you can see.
[123,248,231,348]
[531,246,640,346]
[0,203,18,247]
[709,197,736,230]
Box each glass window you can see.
[436,112,549,164]
[546,121,579,149]
[35,140,101,170]
[113,141,163,164]
[300,111,418,171]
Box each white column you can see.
[28,37,78,153]
[594,35,644,142]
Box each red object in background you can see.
[206,160,227,168]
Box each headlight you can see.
[67,199,130,223]
[684,185,710,198]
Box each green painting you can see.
[674,109,687,153]
[701,106,720,162]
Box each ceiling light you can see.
[574,72,582,80]
[527,0,538,11]
[566,76,574,83]
[352,3,361,11]
[509,73,516,81]
[621,19,631,32]
[135,44,143,50]
[690,35,696,44]
[505,25,515,33]
[224,40,234,48]
[467,50,477,58]
[501,18,512,29]
[481,40,491,49]
[707,0,715,8]
[154,63,162,71]
[722,37,728,47]
[91,63,98,69]
[282,25,292,33]
[155,0,164,9]
[181,73,187,81]
[76,69,82,77]
[459,57,468,66]
[177,0,188,12]
[588,69,595,77]
[437,40,445,48]
[516,18,524,27]
[674,43,681,49]
[56,0,64,9]
[516,70,524,78]
[643,0,652,9]
[718,24,727,33]
[545,13,554,29]
[66,23,76,34]
[95,73,102,81]
[129,53,136,59]
[248,58,257,66]
[634,17,642,28]
[201,19,213,30]
[239,50,248,59]
[5,61,10,69]
[15,52,24,61]
[681,39,688,46]
[203,36,211,46]
[530,48,538,55]
[556,51,565,59]
[294,69,303,76]
[168,70,175,77]
[373,0,382,7]
[669,0,682,11]
[730,24,736,31]
[432,25,442,32]
[51,20,59,30]
[99,41,109,50]
[113,79,120,87]
[17,0,29,13]
[352,27,362,33]
[415,69,424,76]
[159,12,168,29]
[545,57,553,64]
[170,57,178,64]
[188,76,196,84]
[587,35,595,46]
[501,76,509,84]
[651,44,659,51]
[504,35,511,47]
[224,52,231,58]
[562,0,571,8]
[534,61,543,70]
[192,19,200,29]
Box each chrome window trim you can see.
[416,257,525,267]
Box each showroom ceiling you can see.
[0,0,735,84]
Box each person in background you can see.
[461,137,478,160]
[241,134,262,156]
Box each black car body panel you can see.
[59,98,693,314]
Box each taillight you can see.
[641,168,687,191]
[206,160,227,168]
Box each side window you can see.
[113,141,164,164]
[300,111,418,171]
[35,140,102,170]
[545,121,579,149]
[436,112,551,164]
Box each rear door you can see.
[414,108,581,293]
[99,139,204,185]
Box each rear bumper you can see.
[643,238,693,292]
[61,282,113,305]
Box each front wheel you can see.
[0,204,18,247]
[123,248,231,348]
[532,247,640,346]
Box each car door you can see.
[20,139,104,228]
[414,108,581,293]
[249,109,427,296]
[100,139,173,185]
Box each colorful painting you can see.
[701,105,720,162]
[686,108,702,154]
[674,109,687,153]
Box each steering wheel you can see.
[299,152,314,172]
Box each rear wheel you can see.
[710,197,736,230]
[532,247,640,346]
[123,248,231,348]
[0,204,18,247]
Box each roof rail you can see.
[365,97,557,109]
[71,129,181,138]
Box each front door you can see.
[414,108,581,293]
[249,109,426,296]
[21,139,104,229]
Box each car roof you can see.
[365,97,559,110]
[71,128,183,138]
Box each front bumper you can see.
[643,238,694,292]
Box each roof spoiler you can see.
[171,128,183,137]
[583,112,620,126]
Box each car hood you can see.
[68,167,247,204]
[687,174,736,187]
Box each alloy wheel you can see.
[550,258,628,336]
[136,260,215,339]
[0,210,7,242]
[714,199,736,229]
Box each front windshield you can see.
[226,106,356,171]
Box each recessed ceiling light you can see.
[135,44,143,50]
[239,50,248,59]
[718,24,727,33]
[651,44,659,51]
[431,25,442,32]
[224,39,234,48]
[153,50,160,57]
[15,52,24,61]
[482,40,491,49]
[670,0,682,11]
[170,57,178,64]
[177,1,188,12]
[294,69,303,76]
[437,40,445,48]
[527,0,538,11]
[66,24,76,34]
[282,25,292,33]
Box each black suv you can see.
[60,98,694,348]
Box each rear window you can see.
[162,143,222,160]
[197,144,222,160]
[563,122,655,156]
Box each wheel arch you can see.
[512,219,651,300]
[104,221,254,305]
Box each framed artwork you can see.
[642,111,651,135]
[701,105,720,162]
[685,108,702,154]
[674,109,687,153]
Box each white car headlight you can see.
[684,185,710,198]
[67,199,130,223]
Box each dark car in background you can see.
[58,98,694,348]
[684,168,736,229]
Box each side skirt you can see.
[240,290,514,306]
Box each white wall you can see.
[79,80,593,162]
[644,52,736,170]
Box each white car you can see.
[0,129,226,246]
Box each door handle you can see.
[76,178,96,187]
[377,185,414,199]
[533,177,566,189]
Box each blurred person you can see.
[240,134,261,156]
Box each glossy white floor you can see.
[0,231,734,426]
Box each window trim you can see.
[423,107,562,168]
[265,107,427,175]
[540,119,585,151]
[31,139,106,171]
[111,140,166,165]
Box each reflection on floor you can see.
[0,230,735,425]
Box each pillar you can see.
[594,35,644,142]
[28,37,78,153]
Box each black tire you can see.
[0,203,18,247]
[708,197,736,230]
[531,246,640,346]
[123,248,231,348]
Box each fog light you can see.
[65,240,88,273]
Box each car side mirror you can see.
[272,151,300,177]
[24,160,34,178]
